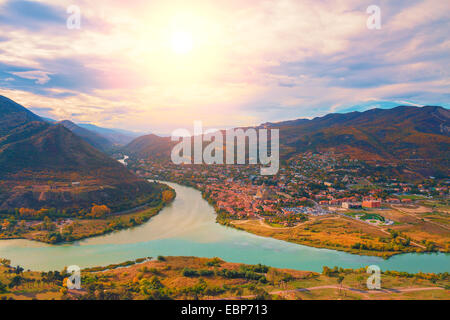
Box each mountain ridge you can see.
[0,95,163,212]
[59,120,114,152]
[0,95,43,135]
[122,105,450,179]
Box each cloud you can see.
[0,0,66,31]
[10,70,52,84]
[0,0,448,133]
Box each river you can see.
[0,182,448,272]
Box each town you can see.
[127,152,447,223]
[123,151,449,257]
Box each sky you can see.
[0,0,449,134]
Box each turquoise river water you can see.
[0,182,448,272]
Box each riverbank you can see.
[195,185,442,259]
[0,181,448,274]
[0,187,176,244]
[135,177,446,259]
[218,216,408,259]
[0,256,448,300]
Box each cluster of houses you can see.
[281,206,328,216]
[318,197,414,209]
[129,152,448,224]
[207,183,280,218]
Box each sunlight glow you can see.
[171,31,193,54]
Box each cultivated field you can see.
[228,203,450,257]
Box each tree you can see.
[140,276,164,295]
[162,190,175,203]
[356,275,365,288]
[322,266,331,276]
[63,225,73,235]
[14,265,24,274]
[89,205,111,218]
[337,275,345,295]
[252,287,271,300]
[0,281,7,293]
[42,216,55,231]
[0,259,11,266]
[8,276,23,288]
[19,208,38,217]
[1,220,11,231]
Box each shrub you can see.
[182,268,199,277]
[205,257,223,267]
[199,270,214,277]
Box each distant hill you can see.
[123,105,450,179]
[122,134,174,160]
[270,106,449,169]
[0,95,163,212]
[42,117,139,146]
[59,120,114,152]
[77,123,140,146]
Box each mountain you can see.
[267,105,450,178]
[59,120,114,152]
[40,117,57,123]
[331,100,420,114]
[122,134,174,160]
[77,123,140,146]
[42,117,139,146]
[123,105,450,178]
[269,106,449,154]
[0,95,163,212]
[0,95,42,135]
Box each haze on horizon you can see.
[0,0,448,134]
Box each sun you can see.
[171,31,193,54]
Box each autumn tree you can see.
[19,208,38,217]
[1,220,10,231]
[89,205,111,218]
[42,216,56,231]
[0,280,6,293]
[162,190,175,203]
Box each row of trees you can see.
[1,204,114,220]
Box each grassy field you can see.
[0,256,448,300]
[229,217,403,257]
[226,204,450,257]
[398,195,430,201]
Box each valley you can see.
[0,96,448,300]
[127,157,449,258]
[0,0,448,305]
